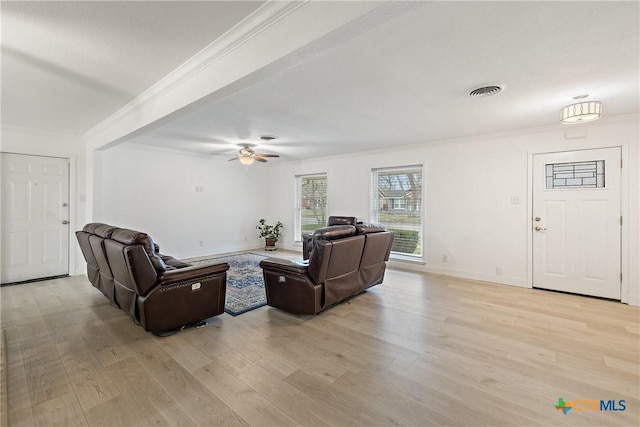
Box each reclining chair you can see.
[302,215,357,260]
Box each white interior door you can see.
[532,148,621,300]
[1,153,70,284]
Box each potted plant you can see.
[256,219,283,250]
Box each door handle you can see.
[62,220,69,225]
[534,226,546,231]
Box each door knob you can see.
[534,226,546,231]
[62,220,69,225]
[534,217,541,221]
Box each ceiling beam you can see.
[83,0,398,151]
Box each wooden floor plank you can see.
[196,360,299,427]
[236,363,356,427]
[32,390,88,427]
[107,356,196,427]
[55,338,120,412]
[283,368,409,426]
[1,261,638,426]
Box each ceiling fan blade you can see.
[255,153,280,158]
[228,157,238,161]
[254,157,268,163]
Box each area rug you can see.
[192,253,269,316]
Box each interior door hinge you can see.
[620,216,623,226]
[620,158,623,168]
[620,273,623,283]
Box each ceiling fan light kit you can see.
[239,155,255,165]
[228,144,280,165]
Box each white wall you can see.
[267,116,640,305]
[95,143,270,259]
[4,116,636,304]
[1,126,87,275]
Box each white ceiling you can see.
[1,0,264,135]
[2,1,639,162]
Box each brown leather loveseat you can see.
[76,223,229,333]
[259,222,394,314]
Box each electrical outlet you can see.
[199,241,204,247]
[442,255,448,263]
[510,196,521,204]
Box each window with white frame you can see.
[371,165,423,260]
[295,173,327,242]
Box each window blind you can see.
[371,165,423,259]
[295,173,327,242]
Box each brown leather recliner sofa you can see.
[260,222,394,315]
[76,223,229,333]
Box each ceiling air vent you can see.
[469,85,504,98]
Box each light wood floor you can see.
[1,253,638,426]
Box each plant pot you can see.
[265,237,277,251]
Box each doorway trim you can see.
[527,144,629,303]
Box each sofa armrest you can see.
[157,262,229,286]
[140,263,228,332]
[259,258,308,275]
[260,258,322,314]
[159,254,192,269]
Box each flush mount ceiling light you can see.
[561,96,602,124]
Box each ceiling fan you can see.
[229,144,280,165]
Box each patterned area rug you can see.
[192,253,269,316]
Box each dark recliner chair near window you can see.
[76,223,228,333]
[260,222,393,315]
[302,215,357,260]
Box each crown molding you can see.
[1,123,80,140]
[82,1,421,152]
[83,1,308,144]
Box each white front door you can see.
[1,153,70,284]
[532,148,621,300]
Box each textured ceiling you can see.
[2,1,639,162]
[1,0,264,135]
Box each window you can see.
[295,173,327,242]
[371,165,423,260]
[545,160,605,189]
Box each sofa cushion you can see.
[312,225,357,241]
[94,224,118,239]
[327,216,357,226]
[83,222,107,234]
[355,222,386,234]
[110,229,167,273]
